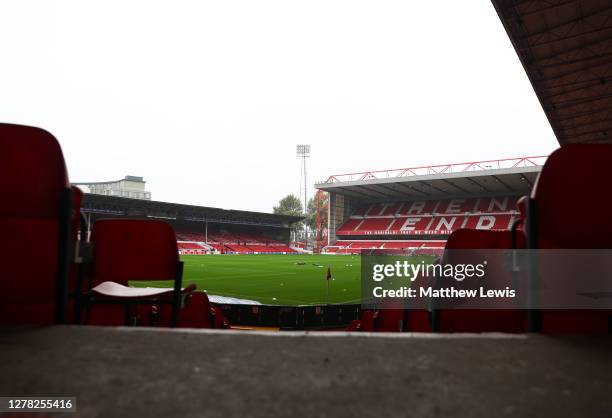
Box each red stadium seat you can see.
[348,307,427,333]
[82,219,195,327]
[374,308,405,332]
[151,291,229,329]
[524,144,612,333]
[0,124,78,325]
[433,229,527,333]
[346,310,376,332]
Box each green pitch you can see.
[135,253,434,306]
[180,254,361,305]
[136,254,361,305]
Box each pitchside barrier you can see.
[215,303,361,330]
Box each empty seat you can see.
[151,291,229,329]
[524,144,612,333]
[0,124,78,325]
[346,310,376,332]
[433,228,527,333]
[82,219,195,326]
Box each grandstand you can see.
[315,156,545,254]
[80,193,300,255]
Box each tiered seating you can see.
[176,230,296,254]
[207,243,225,252]
[330,195,519,254]
[335,218,363,233]
[246,245,273,252]
[247,244,296,253]
[176,232,205,241]
[354,218,393,232]
[338,196,518,236]
[177,242,207,250]
[224,244,253,253]
[177,241,209,255]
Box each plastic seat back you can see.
[0,124,72,324]
[169,291,214,328]
[529,145,612,333]
[436,229,527,333]
[531,144,612,249]
[375,308,404,332]
[90,219,179,287]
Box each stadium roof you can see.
[492,0,612,145]
[81,194,303,228]
[315,156,544,200]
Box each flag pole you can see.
[326,265,330,304]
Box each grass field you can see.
[139,254,363,305]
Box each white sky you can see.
[1,1,558,213]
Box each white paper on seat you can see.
[91,281,176,298]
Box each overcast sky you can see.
[1,1,558,212]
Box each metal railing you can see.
[316,156,547,184]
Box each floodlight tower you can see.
[296,144,310,242]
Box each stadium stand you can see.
[337,196,518,235]
[347,145,612,334]
[325,195,519,254]
[176,232,205,241]
[177,242,207,250]
[176,230,296,254]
